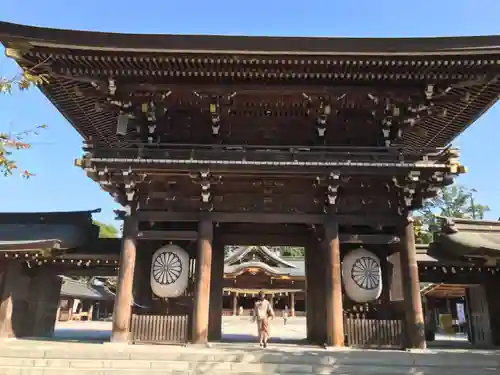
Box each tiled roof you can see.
[60,278,114,301]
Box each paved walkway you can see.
[55,317,470,346]
[54,316,307,343]
[222,316,306,343]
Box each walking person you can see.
[282,305,289,325]
[253,291,275,348]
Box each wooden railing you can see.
[344,318,405,349]
[130,314,189,343]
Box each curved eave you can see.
[435,232,500,259]
[0,209,101,224]
[224,262,291,277]
[223,287,303,295]
[225,246,297,269]
[0,239,60,252]
[2,22,500,56]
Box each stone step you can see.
[0,340,498,375]
[0,361,499,375]
[0,364,499,375]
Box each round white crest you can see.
[150,244,189,298]
[342,248,382,303]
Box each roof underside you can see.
[1,22,500,150]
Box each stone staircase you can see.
[0,340,499,375]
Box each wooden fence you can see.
[344,318,405,349]
[130,314,189,344]
[222,309,306,317]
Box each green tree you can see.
[415,185,490,244]
[93,220,119,238]
[281,246,305,257]
[1,69,49,177]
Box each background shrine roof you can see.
[2,22,500,54]
[60,277,114,301]
[224,261,305,277]
[431,216,500,261]
[223,244,474,277]
[224,246,298,268]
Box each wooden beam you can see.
[136,211,404,226]
[137,230,198,241]
[34,267,118,277]
[210,233,398,246]
[217,233,308,246]
[89,162,450,177]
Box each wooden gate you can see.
[130,257,196,344]
[344,318,405,349]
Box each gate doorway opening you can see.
[422,283,493,349]
[220,245,307,344]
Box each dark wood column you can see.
[28,271,62,337]
[0,261,18,338]
[379,254,393,318]
[290,292,295,317]
[208,240,224,341]
[399,219,426,349]
[111,213,138,343]
[192,218,213,344]
[305,239,327,344]
[484,280,500,346]
[232,293,238,316]
[325,218,344,347]
[0,261,37,338]
[304,243,316,342]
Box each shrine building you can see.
[1,22,500,349]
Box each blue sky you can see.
[1,0,500,226]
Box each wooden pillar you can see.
[208,240,225,341]
[316,242,327,344]
[484,280,500,346]
[111,213,138,343]
[325,219,344,347]
[0,261,17,338]
[305,239,327,344]
[399,220,426,349]
[380,255,392,318]
[232,293,238,316]
[88,304,94,321]
[192,218,213,344]
[290,292,295,317]
[304,243,317,342]
[28,271,63,337]
[0,261,31,338]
